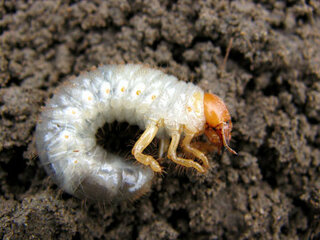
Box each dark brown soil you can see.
[1,1,320,239]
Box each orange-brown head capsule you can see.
[203,93,237,155]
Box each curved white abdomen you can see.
[36,64,205,201]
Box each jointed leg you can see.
[182,133,210,169]
[190,141,220,155]
[167,132,206,173]
[159,138,170,158]
[132,123,161,172]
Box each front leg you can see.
[167,132,206,173]
[190,141,220,155]
[132,123,162,172]
[181,133,210,169]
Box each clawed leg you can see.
[132,123,162,172]
[182,133,210,169]
[167,132,206,173]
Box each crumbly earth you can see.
[1,1,320,239]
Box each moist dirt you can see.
[1,1,320,239]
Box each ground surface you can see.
[1,1,320,239]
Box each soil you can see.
[1,1,320,239]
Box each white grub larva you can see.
[36,64,236,202]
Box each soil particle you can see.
[1,0,320,239]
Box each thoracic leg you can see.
[190,141,220,155]
[159,138,170,158]
[182,133,210,169]
[132,123,161,172]
[167,132,206,173]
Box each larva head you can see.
[204,93,237,154]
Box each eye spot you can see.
[192,92,201,113]
[136,90,141,95]
[151,95,156,100]
[73,150,79,152]
[82,91,94,103]
[121,87,125,92]
[74,160,78,164]
[105,88,110,94]
[71,110,76,115]
[64,135,69,139]
[187,106,192,112]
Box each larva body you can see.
[36,64,235,202]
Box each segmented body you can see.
[36,64,206,201]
